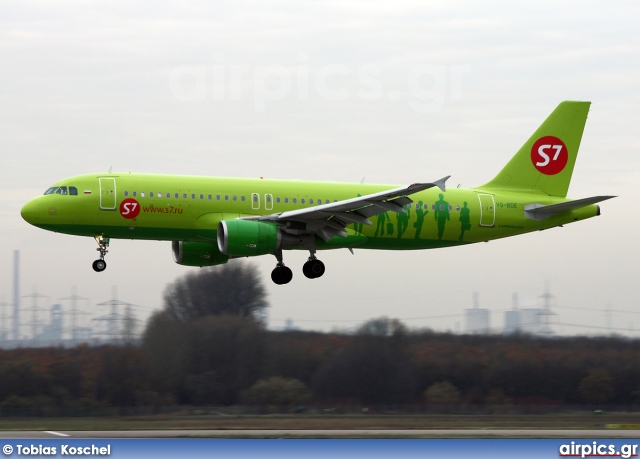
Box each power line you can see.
[555,321,638,334]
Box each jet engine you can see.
[172,240,229,267]
[217,220,280,257]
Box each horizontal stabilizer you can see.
[524,196,616,221]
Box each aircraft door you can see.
[478,194,495,227]
[99,177,117,210]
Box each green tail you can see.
[479,101,590,197]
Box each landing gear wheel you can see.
[303,259,325,279]
[271,266,293,285]
[92,259,107,272]
[93,235,110,272]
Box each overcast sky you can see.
[1,1,639,337]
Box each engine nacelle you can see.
[217,220,280,257]
[172,240,229,267]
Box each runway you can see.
[1,429,639,438]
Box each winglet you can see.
[434,176,450,193]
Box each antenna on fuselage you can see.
[108,166,113,173]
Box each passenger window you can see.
[158,192,163,198]
[183,193,187,199]
[208,195,212,200]
[191,194,195,199]
[133,191,137,197]
[150,192,154,197]
[141,192,146,197]
[69,187,78,195]
[241,196,246,202]
[200,194,204,200]
[174,193,179,199]
[124,191,129,197]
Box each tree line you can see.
[0,263,638,412]
[0,318,638,411]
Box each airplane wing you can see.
[245,176,449,241]
[524,195,616,221]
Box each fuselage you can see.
[20,172,600,250]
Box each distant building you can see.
[504,307,546,334]
[464,307,490,334]
[504,308,521,334]
[37,304,63,342]
[464,293,490,334]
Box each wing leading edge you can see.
[246,176,450,241]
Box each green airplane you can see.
[21,101,614,285]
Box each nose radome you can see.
[21,199,42,226]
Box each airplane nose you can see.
[21,199,42,226]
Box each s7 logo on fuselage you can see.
[119,198,141,219]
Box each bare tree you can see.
[163,261,268,322]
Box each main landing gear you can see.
[92,236,110,272]
[271,250,326,285]
[303,256,325,279]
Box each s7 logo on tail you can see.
[531,136,568,175]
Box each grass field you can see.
[0,412,639,432]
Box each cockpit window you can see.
[44,186,78,196]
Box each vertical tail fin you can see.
[479,101,590,197]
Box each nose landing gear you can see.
[93,236,110,272]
